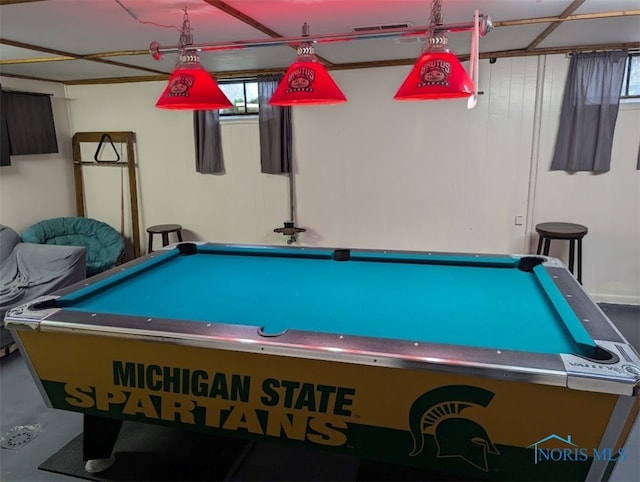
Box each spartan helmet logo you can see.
[408,385,500,472]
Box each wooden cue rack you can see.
[71,131,141,259]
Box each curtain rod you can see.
[567,48,638,56]
[0,89,53,96]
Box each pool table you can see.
[6,243,640,481]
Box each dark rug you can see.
[38,421,253,481]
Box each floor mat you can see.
[38,421,253,481]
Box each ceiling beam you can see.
[0,38,168,75]
[3,9,637,68]
[200,0,334,66]
[0,56,74,65]
[0,50,149,65]
[200,0,283,39]
[3,7,638,81]
[0,71,57,82]
[0,0,48,4]
[494,9,640,28]
[526,0,585,51]
[482,42,640,60]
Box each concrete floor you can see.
[1,304,639,481]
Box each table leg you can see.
[177,230,183,242]
[162,233,169,247]
[148,234,153,253]
[536,237,543,255]
[543,239,551,256]
[82,414,123,461]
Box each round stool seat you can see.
[535,222,588,240]
[146,224,183,252]
[535,222,588,283]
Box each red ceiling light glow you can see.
[155,9,232,111]
[155,54,232,110]
[149,4,491,109]
[394,50,474,101]
[269,23,347,106]
[394,0,474,101]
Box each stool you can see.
[147,224,183,252]
[535,222,588,283]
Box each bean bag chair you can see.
[21,217,125,277]
[1,224,86,351]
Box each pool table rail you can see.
[6,293,640,397]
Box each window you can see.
[621,52,640,99]
[219,78,259,116]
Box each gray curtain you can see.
[193,110,224,174]
[258,75,292,174]
[0,87,10,166]
[550,51,627,172]
[2,90,58,157]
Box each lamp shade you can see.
[155,61,232,110]
[394,49,474,101]
[269,58,346,106]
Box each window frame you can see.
[218,77,259,117]
[621,52,640,100]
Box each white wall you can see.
[532,55,640,304]
[292,59,538,254]
[2,55,638,303]
[62,81,290,248]
[0,77,75,231]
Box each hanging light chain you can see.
[179,7,194,48]
[428,0,447,47]
[430,0,443,25]
[177,8,199,65]
[297,22,316,56]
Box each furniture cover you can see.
[0,224,86,350]
[21,217,124,277]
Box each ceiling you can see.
[1,0,639,85]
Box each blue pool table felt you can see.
[58,246,596,356]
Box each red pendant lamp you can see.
[155,9,232,111]
[155,53,232,110]
[269,23,346,106]
[394,0,474,101]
